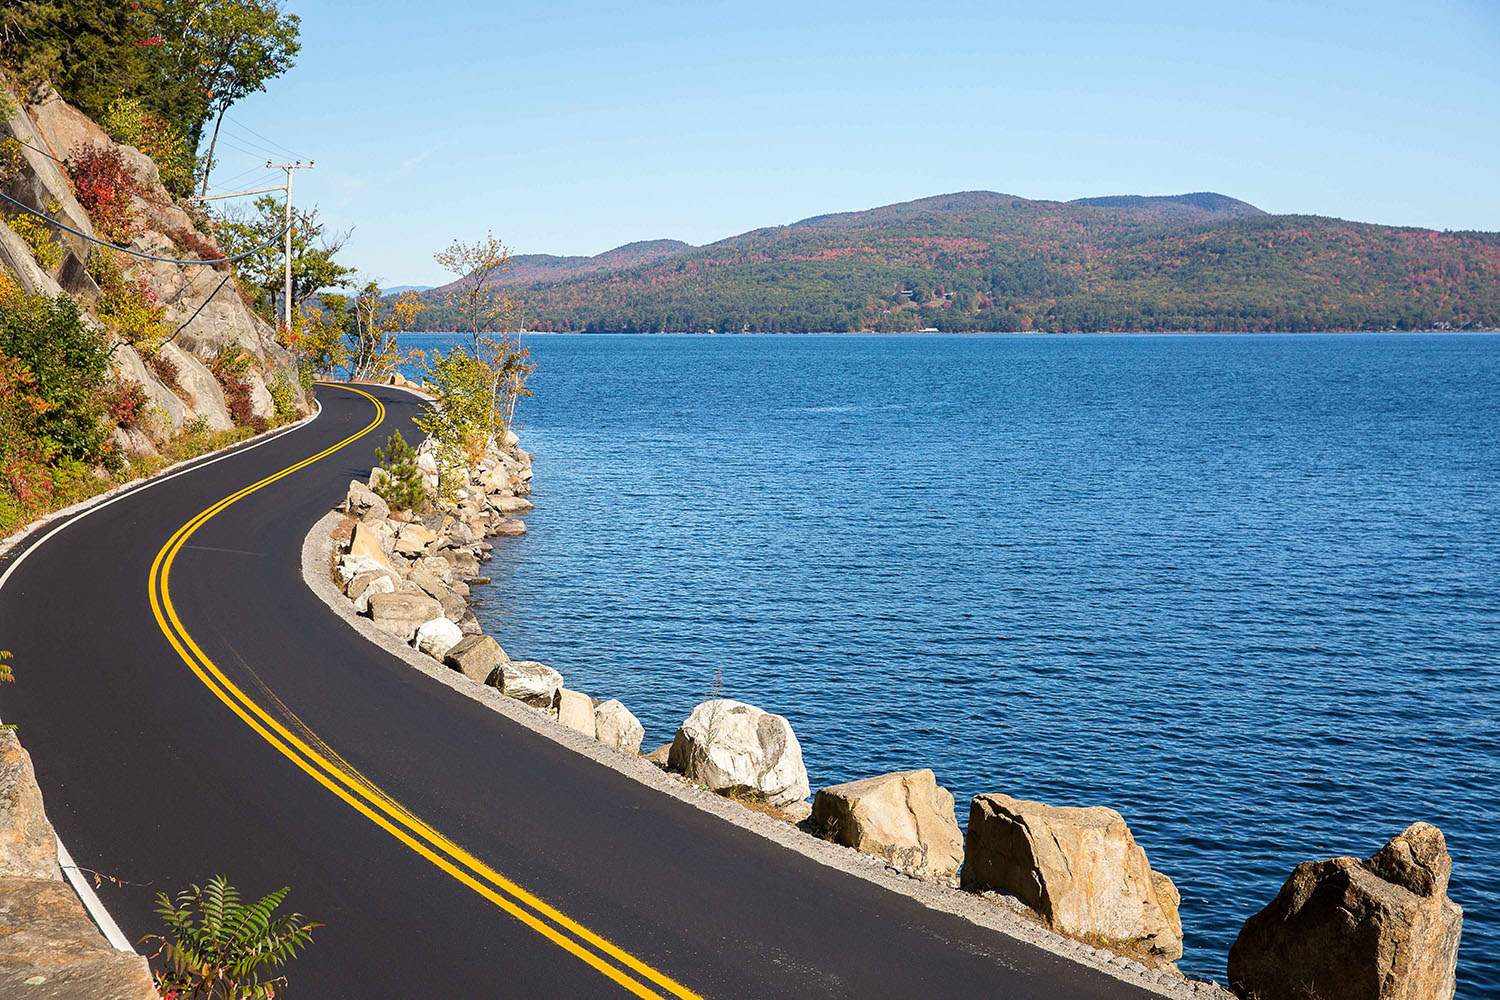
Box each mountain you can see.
[381,284,434,296]
[408,191,1500,333]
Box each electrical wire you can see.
[0,190,287,266]
[8,136,184,211]
[223,115,303,159]
[165,270,238,346]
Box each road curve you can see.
[0,383,1157,999]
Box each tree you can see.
[214,196,353,323]
[150,0,302,195]
[371,431,424,512]
[143,875,317,1000]
[344,280,424,382]
[424,233,534,444]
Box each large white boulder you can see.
[594,700,645,753]
[414,617,463,660]
[496,660,562,708]
[668,699,809,807]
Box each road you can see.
[0,383,1156,999]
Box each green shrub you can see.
[267,370,296,424]
[371,430,425,512]
[101,98,192,196]
[0,289,110,463]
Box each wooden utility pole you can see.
[267,161,314,335]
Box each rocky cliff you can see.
[0,80,308,464]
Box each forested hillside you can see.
[409,191,1500,333]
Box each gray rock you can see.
[456,610,482,636]
[0,731,61,880]
[344,480,389,521]
[347,569,398,613]
[643,744,673,768]
[0,876,160,1000]
[439,593,468,622]
[367,592,443,641]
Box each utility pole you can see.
[267,161,314,335]
[188,159,314,335]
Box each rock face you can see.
[1228,823,1463,1000]
[812,769,964,880]
[367,592,443,641]
[0,726,158,1000]
[668,700,810,807]
[0,732,60,880]
[443,635,507,684]
[962,793,1183,960]
[496,660,563,708]
[594,700,645,753]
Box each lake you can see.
[398,331,1500,992]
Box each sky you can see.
[207,0,1500,287]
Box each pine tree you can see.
[371,430,425,512]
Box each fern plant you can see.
[371,430,426,512]
[143,876,318,1000]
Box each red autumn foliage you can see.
[66,145,136,242]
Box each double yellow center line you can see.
[147,384,704,1000]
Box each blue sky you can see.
[208,0,1500,287]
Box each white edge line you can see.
[0,398,322,590]
[0,393,338,955]
[57,834,135,952]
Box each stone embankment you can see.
[0,730,157,999]
[330,428,1464,1000]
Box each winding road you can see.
[0,383,1155,999]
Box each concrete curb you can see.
[303,509,1233,999]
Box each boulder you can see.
[345,480,389,521]
[439,593,468,622]
[418,555,455,586]
[457,610,482,636]
[490,494,534,515]
[0,732,61,880]
[557,689,596,737]
[367,592,443,641]
[491,518,527,537]
[393,522,437,558]
[496,660,562,708]
[643,744,673,768]
[414,617,463,660]
[0,876,160,1000]
[443,635,507,685]
[405,565,450,601]
[812,769,964,880]
[668,700,810,807]
[1228,823,1463,1000]
[594,700,645,753]
[348,521,396,571]
[336,554,388,587]
[962,793,1182,960]
[347,569,398,613]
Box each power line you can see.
[165,269,237,346]
[0,191,287,266]
[7,137,184,211]
[223,115,303,159]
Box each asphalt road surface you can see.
[0,383,1158,999]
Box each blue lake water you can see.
[399,331,1500,992]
